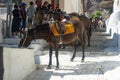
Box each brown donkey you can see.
[68,13,92,47]
[18,20,87,69]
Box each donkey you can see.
[68,13,92,47]
[18,20,87,69]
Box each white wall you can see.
[106,0,120,36]
[117,22,120,51]
[106,11,120,37]
[59,0,79,13]
[106,0,120,50]
[113,0,120,12]
[3,47,36,80]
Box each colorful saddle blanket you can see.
[50,23,74,36]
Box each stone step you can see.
[2,38,20,44]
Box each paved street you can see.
[24,54,120,80]
[23,29,120,80]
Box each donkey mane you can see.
[28,23,50,33]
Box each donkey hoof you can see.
[87,45,90,47]
[47,66,51,69]
[56,66,59,70]
[70,58,74,62]
[81,60,84,62]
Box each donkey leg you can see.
[87,34,90,47]
[55,48,59,69]
[71,47,77,61]
[47,47,53,69]
[81,45,85,62]
[88,25,92,47]
[81,29,86,62]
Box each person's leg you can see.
[27,18,32,30]
[22,19,26,31]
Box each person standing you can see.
[36,0,42,9]
[41,1,49,15]
[20,2,27,32]
[48,4,53,13]
[11,5,21,38]
[27,1,36,29]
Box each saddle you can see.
[50,21,74,36]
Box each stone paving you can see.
[24,53,120,80]
[23,29,120,80]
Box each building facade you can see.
[22,0,59,10]
[15,0,81,14]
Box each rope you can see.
[21,30,28,47]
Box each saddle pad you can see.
[50,23,74,36]
[71,16,80,21]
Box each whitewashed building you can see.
[106,0,120,51]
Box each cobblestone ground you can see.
[24,53,120,80]
[24,28,120,80]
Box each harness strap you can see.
[62,35,79,44]
[47,29,51,40]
